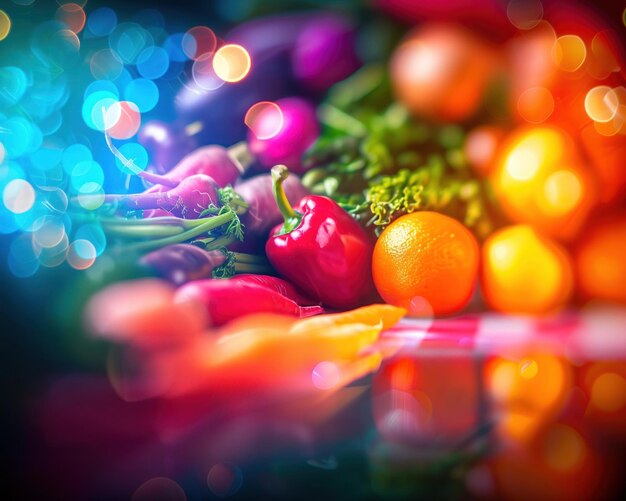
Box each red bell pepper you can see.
[265,165,376,309]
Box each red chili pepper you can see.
[265,165,376,309]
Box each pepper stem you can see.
[271,165,302,234]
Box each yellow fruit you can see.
[481,225,574,314]
[490,126,596,240]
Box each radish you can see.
[106,120,251,190]
[140,244,227,285]
[139,143,252,189]
[99,174,221,219]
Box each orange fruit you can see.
[481,225,574,314]
[372,211,479,316]
[575,216,626,304]
[391,23,497,122]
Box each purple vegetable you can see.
[102,174,220,219]
[235,172,308,237]
[137,144,250,189]
[140,244,226,285]
[174,12,358,147]
[292,15,360,93]
[247,97,319,175]
[138,120,198,174]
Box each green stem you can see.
[99,215,209,228]
[230,252,270,265]
[116,211,237,254]
[319,103,368,138]
[233,262,274,275]
[271,165,302,234]
[103,224,186,238]
[196,234,237,250]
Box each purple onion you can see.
[140,244,227,285]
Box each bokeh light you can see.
[132,477,187,501]
[136,46,170,79]
[0,9,11,41]
[163,32,188,62]
[245,101,284,140]
[585,86,619,123]
[2,179,35,214]
[192,53,225,91]
[89,48,124,80]
[67,239,97,270]
[32,215,66,249]
[55,3,86,34]
[75,223,107,256]
[124,78,159,112]
[182,26,217,60]
[552,35,587,72]
[517,86,554,123]
[106,101,141,139]
[86,7,117,37]
[109,22,152,64]
[62,144,93,174]
[207,464,243,498]
[70,160,104,192]
[213,44,251,83]
[542,424,586,472]
[507,0,543,30]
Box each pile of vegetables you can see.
[78,5,625,334]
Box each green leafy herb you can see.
[302,64,498,238]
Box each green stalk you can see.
[230,252,269,265]
[233,262,274,274]
[99,215,209,228]
[271,165,303,235]
[117,211,237,254]
[318,103,368,138]
[103,224,186,238]
[194,234,237,250]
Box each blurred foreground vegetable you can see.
[87,281,405,396]
[174,276,322,326]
